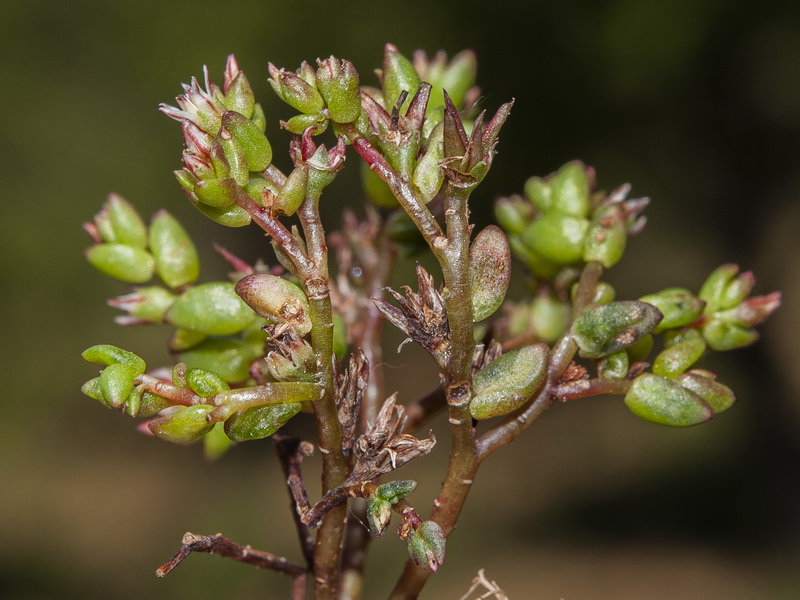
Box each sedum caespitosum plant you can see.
[81,45,780,599]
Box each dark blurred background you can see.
[2,0,799,598]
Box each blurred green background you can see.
[2,0,799,598]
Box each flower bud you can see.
[149,210,200,289]
[639,288,705,334]
[674,371,736,414]
[367,497,393,537]
[375,480,417,504]
[571,301,663,358]
[222,55,255,118]
[148,405,216,445]
[719,292,782,328]
[624,373,714,427]
[382,44,420,110]
[186,368,230,397]
[521,212,590,265]
[274,166,308,216]
[652,337,707,379]
[179,337,262,383]
[193,177,239,207]
[570,281,616,305]
[701,318,759,351]
[508,235,560,279]
[698,264,740,312]
[85,243,155,283]
[549,161,592,218]
[184,192,252,227]
[438,50,477,109]
[223,402,302,442]
[104,194,148,248]
[470,344,548,420]
[235,274,312,335]
[529,295,570,344]
[495,195,534,235]
[82,344,146,374]
[598,350,629,379]
[582,205,627,267]
[165,282,256,336]
[281,112,329,135]
[469,226,511,322]
[218,131,249,185]
[221,110,272,172]
[524,176,552,213]
[407,521,446,573]
[316,57,361,123]
[625,333,654,362]
[268,63,325,114]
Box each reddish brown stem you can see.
[156,532,306,596]
[274,435,315,567]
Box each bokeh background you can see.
[2,0,799,598]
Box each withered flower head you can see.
[349,395,436,483]
[372,263,450,367]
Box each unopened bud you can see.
[624,373,714,427]
[698,264,740,312]
[221,110,272,172]
[104,194,148,248]
[521,212,590,265]
[268,63,325,114]
[598,350,629,379]
[235,274,312,335]
[186,368,230,397]
[382,44,420,110]
[407,521,446,573]
[571,301,663,358]
[548,161,592,218]
[495,195,534,235]
[583,205,627,268]
[367,497,393,537]
[316,57,361,123]
[470,344,548,420]
[274,166,308,216]
[375,480,417,503]
[701,318,759,351]
[108,286,176,324]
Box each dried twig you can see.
[156,532,306,595]
[274,434,315,565]
[459,568,509,600]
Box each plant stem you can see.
[296,191,351,600]
[340,220,396,599]
[390,185,478,599]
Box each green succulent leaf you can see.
[470,344,548,420]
